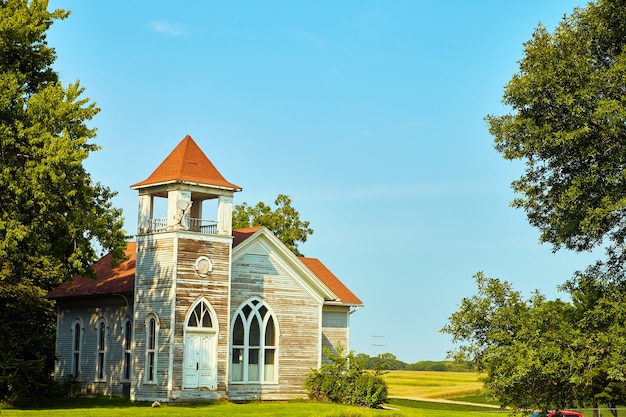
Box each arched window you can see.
[145,314,159,383]
[95,318,108,381]
[122,318,132,381]
[231,298,278,383]
[187,301,214,329]
[71,319,83,377]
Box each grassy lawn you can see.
[0,396,511,417]
[0,371,546,416]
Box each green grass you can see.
[6,371,593,416]
[0,396,511,416]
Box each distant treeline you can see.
[355,353,471,372]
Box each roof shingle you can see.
[130,135,241,191]
[46,242,136,300]
[300,257,363,306]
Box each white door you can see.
[183,331,217,389]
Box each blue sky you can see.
[47,0,594,363]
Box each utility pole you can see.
[372,334,384,357]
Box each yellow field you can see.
[384,370,484,399]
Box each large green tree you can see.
[444,272,626,413]
[232,194,313,256]
[443,273,581,411]
[0,0,127,404]
[486,0,626,264]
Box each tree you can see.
[486,0,626,265]
[232,194,313,256]
[0,0,127,404]
[563,270,626,417]
[442,273,581,411]
[444,272,626,413]
[305,344,388,408]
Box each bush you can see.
[305,344,388,408]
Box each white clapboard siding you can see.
[229,250,322,400]
[132,235,175,402]
[55,297,132,396]
[169,236,231,401]
[321,306,350,361]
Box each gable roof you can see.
[46,242,136,300]
[130,135,241,191]
[232,226,363,306]
[299,257,363,306]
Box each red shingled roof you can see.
[300,257,363,305]
[46,242,136,300]
[130,135,241,191]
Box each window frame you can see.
[122,318,132,381]
[95,317,108,382]
[144,314,159,384]
[230,298,278,384]
[71,318,83,378]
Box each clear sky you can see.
[47,0,595,363]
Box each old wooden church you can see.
[46,135,362,402]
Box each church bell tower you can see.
[129,135,241,401]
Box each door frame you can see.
[182,298,219,389]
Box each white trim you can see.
[184,297,219,332]
[122,317,132,382]
[183,297,219,390]
[144,313,160,384]
[229,297,279,384]
[71,318,83,378]
[130,179,241,192]
[94,317,108,382]
[168,236,178,393]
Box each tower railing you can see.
[139,218,218,235]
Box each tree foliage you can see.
[486,0,626,264]
[0,0,127,404]
[443,272,626,413]
[305,344,388,408]
[232,194,313,256]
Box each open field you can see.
[384,370,485,400]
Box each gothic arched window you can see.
[122,318,132,381]
[71,318,83,377]
[95,318,108,381]
[231,298,278,383]
[145,314,159,383]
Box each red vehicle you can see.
[529,411,583,417]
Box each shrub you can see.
[305,344,388,408]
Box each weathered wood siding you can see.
[229,249,323,401]
[132,234,175,402]
[321,306,350,362]
[54,297,132,396]
[170,235,232,401]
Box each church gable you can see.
[232,227,335,304]
[230,230,325,399]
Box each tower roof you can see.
[130,135,241,191]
